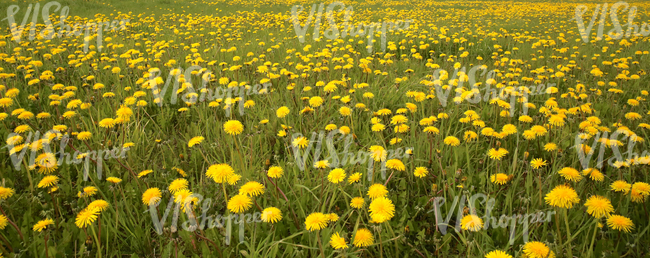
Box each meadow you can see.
[0,0,649,257]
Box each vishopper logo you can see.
[290,2,412,53]
[290,130,412,181]
[145,66,270,117]
[421,65,553,117]
[427,193,555,245]
[148,193,262,245]
[1,1,130,52]
[575,1,650,43]
[574,129,647,169]
[5,130,129,181]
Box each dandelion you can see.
[328,168,346,184]
[611,180,631,193]
[99,118,115,128]
[385,159,405,171]
[369,197,395,223]
[353,228,374,247]
[0,215,7,230]
[37,176,59,188]
[414,167,428,178]
[460,214,484,232]
[239,181,265,196]
[75,208,100,228]
[106,177,122,184]
[485,250,512,258]
[530,158,547,169]
[522,241,554,258]
[227,194,252,213]
[607,215,634,232]
[206,164,235,183]
[276,106,290,118]
[314,160,330,169]
[329,232,348,249]
[350,197,365,209]
[367,184,388,199]
[292,137,309,149]
[33,219,54,232]
[188,136,204,147]
[267,166,284,178]
[305,212,328,231]
[584,195,614,218]
[116,105,133,122]
[168,178,189,194]
[544,143,557,152]
[87,200,110,212]
[545,185,580,209]
[630,182,650,203]
[558,167,582,182]
[488,148,507,160]
[142,188,162,205]
[347,173,361,183]
[490,173,510,185]
[443,136,460,146]
[223,120,244,135]
[261,207,282,223]
[369,146,387,162]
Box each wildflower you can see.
[314,160,330,169]
[328,168,346,184]
[33,219,54,232]
[206,164,235,183]
[223,120,244,135]
[385,159,405,171]
[530,158,547,169]
[292,137,309,149]
[369,197,395,223]
[367,184,388,199]
[607,215,634,232]
[491,173,510,185]
[460,215,484,232]
[485,250,513,258]
[330,232,348,249]
[558,167,582,182]
[116,105,133,122]
[522,241,555,258]
[267,166,284,178]
[37,176,59,188]
[88,200,110,212]
[350,197,365,209]
[584,195,614,218]
[75,208,100,228]
[347,173,361,183]
[188,136,204,147]
[276,106,290,118]
[611,180,631,193]
[227,194,252,213]
[305,212,328,231]
[168,178,189,194]
[142,188,162,205]
[414,167,428,178]
[239,181,265,196]
[545,185,580,209]
[444,136,460,146]
[353,228,374,247]
[0,187,14,200]
[261,207,282,223]
[369,146,387,162]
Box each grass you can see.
[0,0,649,257]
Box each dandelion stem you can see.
[0,206,24,242]
[563,209,573,258]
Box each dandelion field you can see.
[1,0,650,257]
